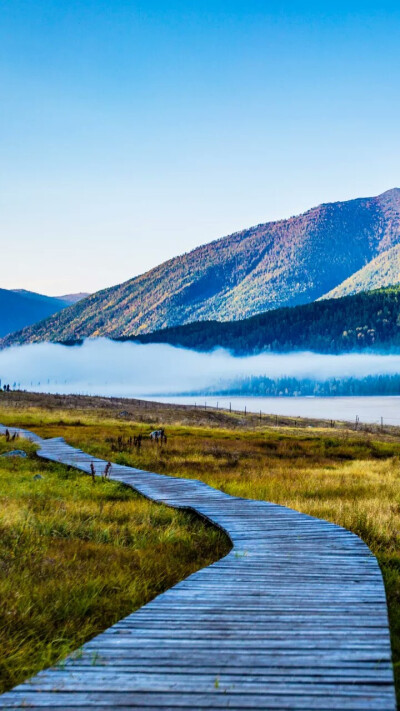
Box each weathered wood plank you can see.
[0,690,395,709]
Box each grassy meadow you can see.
[1,390,400,700]
[0,427,230,693]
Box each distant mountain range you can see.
[2,188,400,347]
[55,292,90,305]
[0,290,89,339]
[122,286,400,354]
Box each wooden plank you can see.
[0,425,396,710]
[0,690,395,709]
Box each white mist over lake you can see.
[1,339,400,424]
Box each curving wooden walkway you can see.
[0,425,396,710]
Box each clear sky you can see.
[1,1,399,295]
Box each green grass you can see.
[0,436,230,693]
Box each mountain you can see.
[0,289,68,339]
[3,188,400,346]
[123,286,400,354]
[321,244,400,299]
[55,293,90,305]
[13,290,89,306]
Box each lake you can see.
[1,340,399,425]
[146,395,400,426]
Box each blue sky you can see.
[1,1,399,294]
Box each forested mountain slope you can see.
[321,243,400,299]
[3,188,400,346]
[0,289,67,338]
[126,287,400,354]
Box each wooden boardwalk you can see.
[0,425,396,710]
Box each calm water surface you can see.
[146,395,400,426]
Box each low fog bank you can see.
[1,339,400,398]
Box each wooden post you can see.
[381,417,383,430]
[244,406,246,416]
[275,415,278,426]
[229,402,231,413]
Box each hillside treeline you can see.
[127,287,400,355]
[203,374,400,397]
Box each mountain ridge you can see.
[55,292,90,305]
[2,188,400,346]
[0,290,67,339]
[12,290,89,305]
[320,244,400,299]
